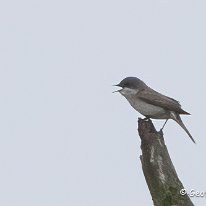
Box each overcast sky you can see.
[0,0,206,206]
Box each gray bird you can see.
[114,77,195,143]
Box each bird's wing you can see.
[137,89,190,114]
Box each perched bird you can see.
[114,77,195,143]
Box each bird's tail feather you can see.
[170,112,196,144]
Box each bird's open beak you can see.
[112,84,123,93]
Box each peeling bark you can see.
[138,118,194,206]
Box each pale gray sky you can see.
[0,0,206,205]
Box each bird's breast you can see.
[126,97,168,119]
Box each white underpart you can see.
[132,99,164,116]
[170,111,177,120]
[120,88,165,117]
[157,155,166,184]
[120,87,138,95]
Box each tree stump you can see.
[138,118,194,206]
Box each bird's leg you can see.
[160,119,168,131]
[158,119,168,136]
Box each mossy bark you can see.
[138,118,194,206]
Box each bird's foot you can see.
[142,117,151,121]
[159,128,164,136]
[138,117,152,124]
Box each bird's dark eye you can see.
[123,82,131,88]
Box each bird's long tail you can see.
[170,112,196,144]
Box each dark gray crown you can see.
[117,77,147,89]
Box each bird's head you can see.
[113,77,147,96]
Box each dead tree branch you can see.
[138,118,194,206]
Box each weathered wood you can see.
[138,118,194,206]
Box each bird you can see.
[113,77,195,143]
